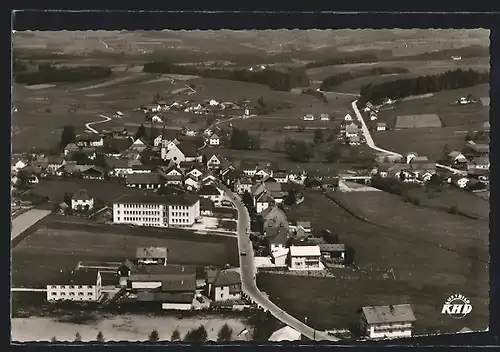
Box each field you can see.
[12,215,239,288]
[394,114,442,129]
[257,190,489,334]
[307,57,490,93]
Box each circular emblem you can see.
[442,294,472,319]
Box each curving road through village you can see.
[85,114,112,134]
[220,184,339,342]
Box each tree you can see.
[149,329,160,342]
[171,328,181,341]
[217,323,233,342]
[242,191,253,208]
[183,325,208,342]
[313,130,324,144]
[96,331,104,342]
[257,96,266,107]
[60,125,76,147]
[135,124,147,140]
[74,332,82,342]
[284,189,297,206]
[284,139,314,162]
[325,144,342,163]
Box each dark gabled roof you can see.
[318,243,346,252]
[48,269,99,286]
[81,166,104,175]
[213,270,241,287]
[129,264,197,278]
[126,172,163,185]
[72,189,91,201]
[198,184,221,196]
[265,226,288,245]
[114,193,200,206]
[200,197,214,210]
[137,291,194,303]
[177,142,199,158]
[161,274,196,292]
[76,133,103,142]
[362,304,416,324]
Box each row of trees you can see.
[360,68,489,104]
[143,61,310,91]
[14,63,112,85]
[304,51,390,69]
[54,324,235,343]
[229,128,260,150]
[319,66,409,91]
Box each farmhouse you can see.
[71,189,94,211]
[468,156,490,170]
[288,245,322,271]
[448,151,468,165]
[320,113,330,121]
[318,243,346,266]
[261,205,289,231]
[209,134,220,146]
[360,304,416,339]
[158,165,184,186]
[186,166,204,180]
[105,158,143,178]
[198,184,224,204]
[345,123,359,138]
[126,173,164,189]
[241,162,258,177]
[303,114,315,121]
[235,178,253,194]
[200,172,218,186]
[113,193,201,227]
[211,269,242,302]
[265,226,288,252]
[206,152,230,171]
[255,191,275,214]
[344,113,353,122]
[129,137,149,152]
[46,269,102,302]
[76,133,104,148]
[377,122,387,131]
[136,246,168,266]
[272,170,289,184]
[124,264,196,289]
[349,135,361,146]
[184,174,200,191]
[464,141,489,157]
[271,247,289,267]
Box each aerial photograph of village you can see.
[11,29,490,343]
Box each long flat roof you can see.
[362,304,416,324]
[289,245,320,257]
[115,193,199,206]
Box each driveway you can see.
[219,184,338,342]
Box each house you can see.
[254,167,273,180]
[136,247,168,266]
[273,171,289,184]
[12,159,27,172]
[184,174,200,191]
[465,141,489,156]
[296,221,312,234]
[320,113,330,121]
[345,123,359,138]
[153,134,163,147]
[468,156,490,170]
[200,172,218,186]
[130,165,154,175]
[265,226,289,252]
[303,114,314,121]
[113,193,201,227]
[261,205,289,231]
[349,135,361,146]
[75,133,104,147]
[46,269,102,302]
[268,326,302,342]
[151,114,163,124]
[467,168,489,183]
[71,189,94,211]
[209,99,219,106]
[27,174,40,184]
[203,128,213,137]
[344,113,353,122]
[206,153,230,171]
[106,158,142,178]
[167,142,202,164]
[318,244,346,266]
[448,151,468,165]
[126,173,164,189]
[129,138,149,152]
[200,198,214,216]
[271,247,289,267]
[241,162,258,177]
[186,166,204,180]
[63,143,79,157]
[377,122,387,131]
[288,245,322,271]
[198,184,224,204]
[211,269,242,302]
[209,134,220,146]
[370,111,378,121]
[235,178,253,195]
[360,304,416,339]
[288,171,307,185]
[80,166,105,180]
[159,165,184,186]
[256,191,275,214]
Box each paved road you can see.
[85,114,112,134]
[11,209,51,241]
[351,100,403,157]
[220,184,338,342]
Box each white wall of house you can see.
[200,193,223,204]
[46,273,101,302]
[71,198,94,210]
[256,201,270,214]
[362,320,413,339]
[163,145,185,163]
[271,243,285,252]
[236,183,252,194]
[273,253,288,267]
[209,137,220,146]
[162,302,193,310]
[113,203,168,227]
[289,255,321,270]
[167,200,200,226]
[214,285,241,301]
[243,169,257,177]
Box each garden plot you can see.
[395,114,442,129]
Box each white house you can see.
[198,184,224,205]
[256,192,274,214]
[154,135,164,148]
[12,159,27,172]
[209,134,220,146]
[184,175,200,191]
[71,189,94,211]
[271,247,289,267]
[187,167,204,180]
[46,270,102,302]
[235,178,253,194]
[129,138,148,152]
[209,99,219,106]
[448,151,468,164]
[370,112,378,121]
[344,113,353,122]
[303,114,314,121]
[151,115,163,124]
[273,171,289,184]
[212,270,242,302]
[320,113,330,121]
[113,194,200,227]
[360,304,416,339]
[377,122,387,131]
[288,245,322,271]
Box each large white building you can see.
[113,194,201,228]
[288,245,322,271]
[46,270,102,302]
[360,304,416,339]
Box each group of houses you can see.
[444,141,490,189]
[340,114,367,146]
[47,246,245,311]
